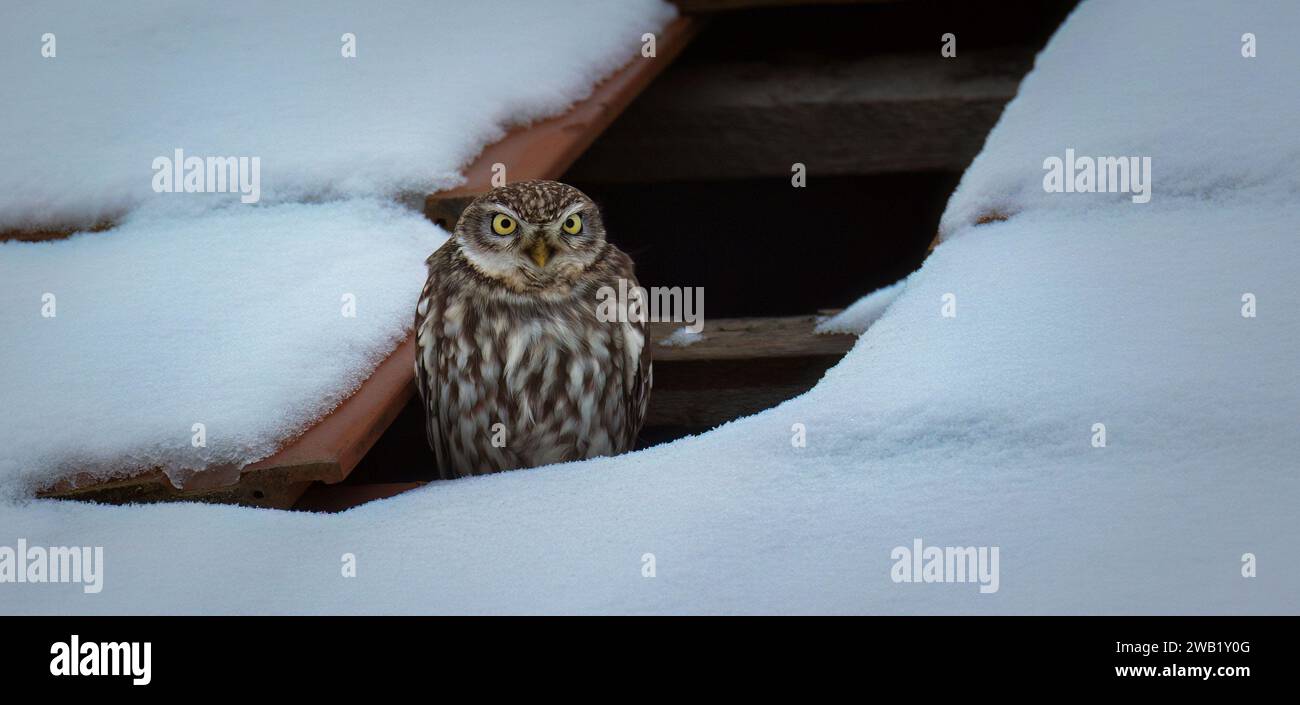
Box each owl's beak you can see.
[529,238,552,268]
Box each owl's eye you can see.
[561,214,583,235]
[491,213,517,236]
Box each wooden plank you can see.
[37,17,701,508]
[565,47,1031,183]
[648,315,853,362]
[647,316,854,427]
[46,472,314,510]
[0,220,116,243]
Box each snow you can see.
[815,280,906,335]
[4,201,1296,614]
[0,0,678,229]
[0,200,442,496]
[939,0,1300,237]
[3,0,1299,614]
[658,326,705,347]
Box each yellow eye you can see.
[562,214,583,235]
[491,213,516,236]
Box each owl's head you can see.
[453,180,607,294]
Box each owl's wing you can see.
[414,261,453,479]
[619,306,653,452]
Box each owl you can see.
[414,180,652,478]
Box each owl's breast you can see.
[434,291,630,474]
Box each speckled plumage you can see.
[414,180,651,478]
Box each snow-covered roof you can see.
[0,0,677,495]
[3,0,1297,613]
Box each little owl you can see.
[414,180,652,478]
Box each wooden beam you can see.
[36,17,701,509]
[646,316,854,427]
[565,47,1031,183]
